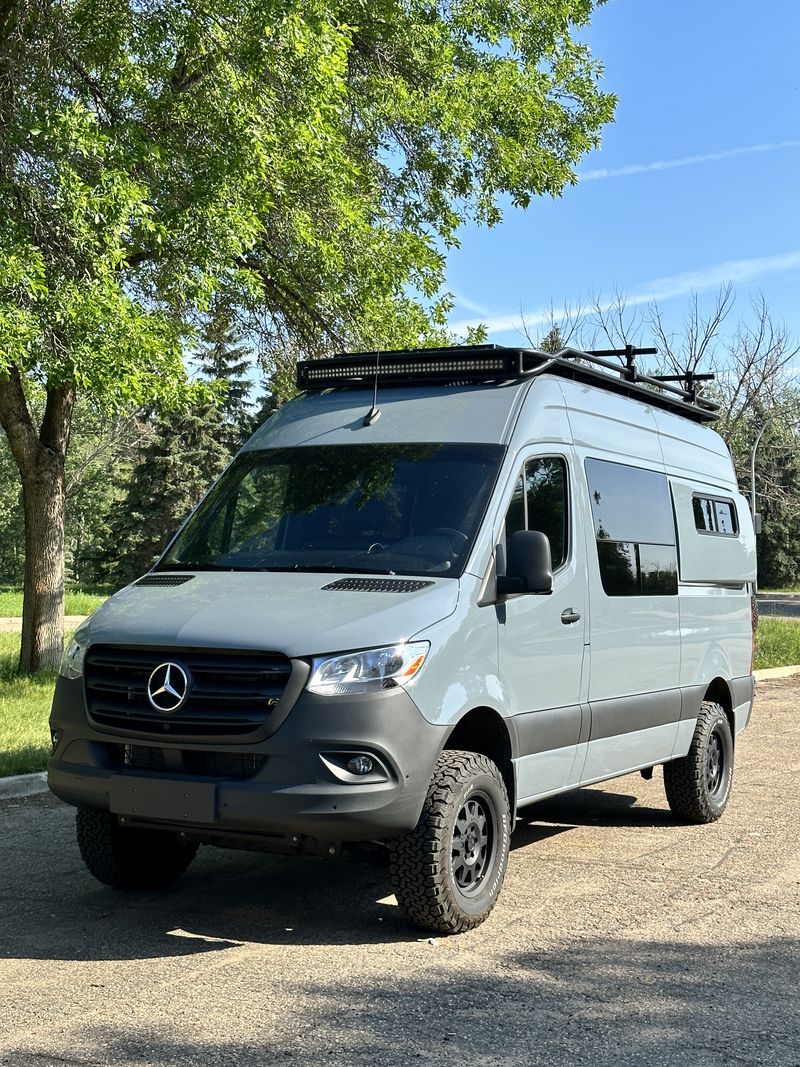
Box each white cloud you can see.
[449,248,800,337]
[579,140,800,182]
[451,291,494,316]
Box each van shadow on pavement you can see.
[2,785,681,963]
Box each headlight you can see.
[59,624,90,680]
[308,642,429,696]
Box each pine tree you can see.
[195,306,254,451]
[101,405,231,587]
[539,325,565,354]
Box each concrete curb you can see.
[0,771,48,800]
[754,664,800,681]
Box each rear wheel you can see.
[390,750,510,934]
[663,701,734,823]
[76,808,198,889]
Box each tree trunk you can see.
[18,450,68,671]
[0,367,75,673]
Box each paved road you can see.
[0,615,88,634]
[1,680,799,1067]
[758,596,800,619]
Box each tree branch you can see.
[0,363,38,472]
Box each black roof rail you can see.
[295,343,719,423]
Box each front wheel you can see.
[663,701,734,823]
[389,750,510,934]
[76,808,199,889]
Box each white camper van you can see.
[49,344,757,933]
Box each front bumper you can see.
[48,674,445,844]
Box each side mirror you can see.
[496,530,553,597]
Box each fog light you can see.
[50,729,62,753]
[346,755,374,776]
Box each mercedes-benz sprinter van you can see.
[49,344,757,933]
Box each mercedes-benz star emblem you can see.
[147,662,189,713]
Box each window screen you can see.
[585,459,678,596]
[692,494,738,537]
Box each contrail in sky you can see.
[579,140,800,182]
[449,248,800,337]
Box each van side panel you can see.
[559,382,683,780]
[652,408,736,488]
[675,583,753,718]
[672,481,757,583]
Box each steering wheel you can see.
[367,542,387,553]
[431,527,469,549]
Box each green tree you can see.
[0,1,614,669]
[102,404,232,587]
[194,304,254,451]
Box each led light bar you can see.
[296,345,524,390]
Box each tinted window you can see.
[503,457,568,570]
[586,459,675,545]
[693,496,715,532]
[586,459,678,597]
[525,458,568,569]
[161,443,504,577]
[505,477,526,544]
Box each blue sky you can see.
[447,0,800,354]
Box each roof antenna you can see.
[363,351,382,426]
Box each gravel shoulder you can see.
[1,679,799,1067]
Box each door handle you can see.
[561,608,581,625]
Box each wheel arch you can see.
[704,677,735,739]
[443,706,516,821]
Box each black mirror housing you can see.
[497,530,553,596]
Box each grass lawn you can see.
[0,586,109,617]
[0,632,60,776]
[754,616,800,671]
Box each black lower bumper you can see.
[48,675,445,844]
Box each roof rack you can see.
[295,343,719,423]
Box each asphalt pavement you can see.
[757,595,800,619]
[1,679,799,1067]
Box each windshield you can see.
[158,443,505,577]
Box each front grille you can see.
[85,645,292,739]
[110,744,267,780]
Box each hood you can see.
[86,571,460,659]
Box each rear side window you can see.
[504,457,568,570]
[693,494,738,536]
[585,459,678,596]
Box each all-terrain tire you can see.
[76,808,199,889]
[389,750,510,934]
[663,701,734,823]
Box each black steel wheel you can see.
[389,750,510,934]
[76,808,198,890]
[664,700,734,823]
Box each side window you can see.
[526,458,568,569]
[504,457,568,570]
[693,494,738,537]
[585,459,678,596]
